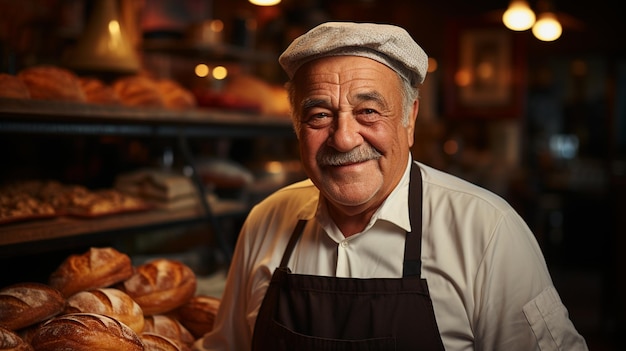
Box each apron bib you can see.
[252,163,445,351]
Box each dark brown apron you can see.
[251,163,445,350]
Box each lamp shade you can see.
[64,0,140,73]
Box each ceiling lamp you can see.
[532,0,562,41]
[502,0,536,31]
[249,0,281,5]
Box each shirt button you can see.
[340,240,349,248]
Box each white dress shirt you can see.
[194,158,588,351]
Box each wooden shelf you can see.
[0,199,248,255]
[0,98,294,138]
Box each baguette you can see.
[0,326,33,351]
[49,247,134,298]
[174,295,220,339]
[64,288,144,333]
[0,283,65,331]
[142,315,194,347]
[120,259,196,315]
[30,313,143,351]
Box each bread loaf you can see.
[17,65,86,102]
[30,313,143,351]
[79,77,121,105]
[112,75,164,108]
[142,315,194,347]
[48,247,134,298]
[140,332,185,351]
[156,79,196,109]
[64,288,144,333]
[0,282,65,331]
[0,73,31,99]
[120,259,196,315]
[0,326,34,351]
[174,295,220,339]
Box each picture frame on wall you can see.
[444,19,526,119]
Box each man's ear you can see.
[406,99,419,148]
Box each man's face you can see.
[292,55,418,218]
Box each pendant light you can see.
[249,0,281,5]
[64,0,140,73]
[502,0,536,31]
[532,1,562,41]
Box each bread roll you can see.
[17,65,86,102]
[156,79,196,109]
[48,247,134,298]
[112,75,164,108]
[0,73,31,99]
[30,313,143,351]
[0,282,65,331]
[79,77,121,105]
[120,259,196,315]
[140,332,184,351]
[0,326,34,351]
[174,295,220,339]
[142,315,194,347]
[64,288,144,333]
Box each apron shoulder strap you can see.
[279,219,307,267]
[403,162,423,277]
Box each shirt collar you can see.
[315,155,413,238]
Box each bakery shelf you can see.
[0,198,248,257]
[0,98,294,138]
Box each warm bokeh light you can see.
[443,139,459,156]
[212,66,228,80]
[249,0,281,5]
[454,69,472,87]
[532,12,562,41]
[195,63,209,78]
[502,0,536,31]
[427,57,438,73]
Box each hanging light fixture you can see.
[502,0,536,31]
[532,0,562,41]
[249,0,281,5]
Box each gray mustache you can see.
[317,146,382,166]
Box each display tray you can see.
[0,199,247,248]
[0,98,291,127]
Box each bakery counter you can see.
[0,198,247,257]
[0,98,294,138]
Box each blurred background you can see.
[1,0,624,349]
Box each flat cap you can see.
[279,22,428,86]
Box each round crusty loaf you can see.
[64,288,144,334]
[120,259,196,316]
[17,65,86,102]
[156,79,196,110]
[140,332,184,351]
[142,315,194,347]
[79,77,121,105]
[0,73,31,99]
[112,75,164,108]
[174,295,220,339]
[30,313,143,351]
[0,282,65,331]
[0,326,34,351]
[48,247,134,298]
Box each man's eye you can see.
[303,112,332,127]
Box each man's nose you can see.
[327,114,363,152]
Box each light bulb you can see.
[532,12,562,41]
[249,0,281,5]
[502,0,536,31]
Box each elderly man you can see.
[193,22,587,350]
